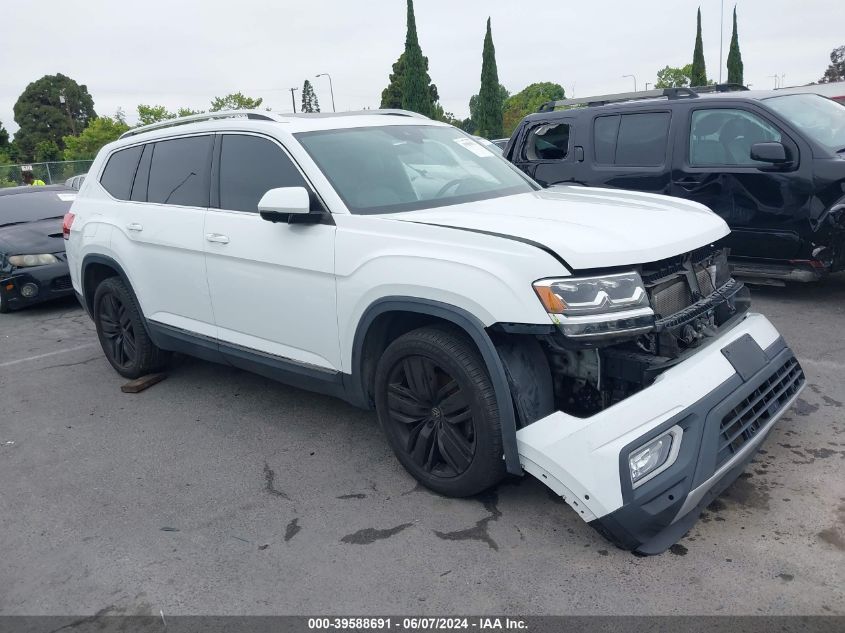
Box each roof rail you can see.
[537,83,749,112]
[119,110,282,139]
[285,108,430,119]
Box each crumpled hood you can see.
[0,218,64,256]
[383,186,730,270]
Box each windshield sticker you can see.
[56,193,77,202]
[454,137,495,157]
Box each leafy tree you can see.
[690,8,707,87]
[209,92,263,111]
[502,82,565,135]
[476,18,504,139]
[0,121,8,148]
[12,73,96,161]
[655,64,693,88]
[177,107,204,117]
[34,139,62,162]
[137,104,177,126]
[819,45,845,83]
[726,6,743,85]
[63,116,130,161]
[301,79,320,113]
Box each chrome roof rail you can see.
[119,110,283,139]
[285,109,430,119]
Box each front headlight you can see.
[8,254,59,268]
[533,272,654,339]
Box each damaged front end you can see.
[535,246,751,417]
[499,246,804,554]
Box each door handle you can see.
[205,233,230,244]
[126,223,143,232]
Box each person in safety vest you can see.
[22,171,46,186]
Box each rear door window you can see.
[593,112,671,166]
[524,123,571,160]
[147,135,213,207]
[100,145,143,200]
[218,134,309,212]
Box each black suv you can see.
[504,87,845,282]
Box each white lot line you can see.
[0,343,99,369]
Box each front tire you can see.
[374,325,505,497]
[93,277,170,379]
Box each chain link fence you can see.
[0,160,93,188]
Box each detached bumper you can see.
[0,262,73,311]
[516,313,805,554]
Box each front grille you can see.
[717,356,804,466]
[51,275,73,291]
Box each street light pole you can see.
[290,87,299,113]
[719,0,724,84]
[316,73,336,112]
[622,74,637,92]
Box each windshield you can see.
[764,94,845,153]
[295,125,537,214]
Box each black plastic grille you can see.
[717,356,804,466]
[51,275,73,291]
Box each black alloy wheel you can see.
[93,276,170,379]
[98,291,137,369]
[386,355,476,478]
[374,325,505,497]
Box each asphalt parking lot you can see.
[1,278,843,616]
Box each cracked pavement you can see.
[0,278,843,615]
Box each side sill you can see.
[147,321,356,404]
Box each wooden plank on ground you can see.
[121,373,166,394]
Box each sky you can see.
[1,0,842,134]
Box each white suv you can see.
[65,110,804,553]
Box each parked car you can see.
[0,185,76,313]
[66,109,803,553]
[473,136,503,155]
[504,87,845,282]
[64,174,87,190]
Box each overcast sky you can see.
[1,0,841,134]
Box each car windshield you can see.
[764,93,845,153]
[295,125,537,214]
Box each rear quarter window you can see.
[593,112,671,167]
[100,145,143,200]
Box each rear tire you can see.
[374,325,505,497]
[93,277,170,379]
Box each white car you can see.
[64,109,804,553]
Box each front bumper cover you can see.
[0,262,73,311]
[516,313,804,554]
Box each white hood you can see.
[384,186,730,270]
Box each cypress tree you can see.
[726,6,744,85]
[476,17,503,139]
[301,79,320,113]
[690,8,707,87]
[400,0,432,116]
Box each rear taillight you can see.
[62,212,75,240]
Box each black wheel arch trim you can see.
[80,254,150,332]
[350,296,523,475]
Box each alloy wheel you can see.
[386,355,476,478]
[99,293,137,368]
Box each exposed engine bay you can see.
[538,246,751,417]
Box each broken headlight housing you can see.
[533,272,655,340]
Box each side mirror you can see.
[750,142,788,164]
[258,187,311,223]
